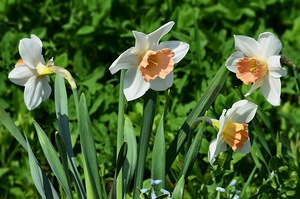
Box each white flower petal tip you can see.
[8,34,52,110]
[110,21,189,101]
[227,32,286,106]
[208,100,258,165]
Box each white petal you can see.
[147,21,175,50]
[225,51,244,73]
[158,41,189,63]
[208,138,227,165]
[258,32,282,57]
[19,37,43,69]
[234,35,261,57]
[30,34,42,47]
[109,48,138,74]
[41,76,52,101]
[8,65,36,86]
[236,139,251,154]
[123,67,150,101]
[24,76,51,110]
[131,31,149,54]
[226,100,258,123]
[260,74,281,106]
[267,56,287,78]
[150,72,173,91]
[245,78,264,96]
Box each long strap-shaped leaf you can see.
[55,76,86,198]
[166,65,229,171]
[133,89,157,199]
[27,138,59,199]
[78,94,104,199]
[0,107,59,198]
[34,121,73,198]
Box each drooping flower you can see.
[8,34,53,110]
[109,21,190,101]
[208,100,258,165]
[8,34,77,110]
[225,32,287,106]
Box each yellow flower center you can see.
[222,122,248,151]
[36,63,54,76]
[139,48,175,82]
[236,57,268,84]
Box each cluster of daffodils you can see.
[8,22,287,167]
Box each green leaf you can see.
[34,121,73,198]
[0,108,27,150]
[133,89,157,199]
[55,76,86,198]
[151,113,165,190]
[180,112,206,177]
[55,53,68,68]
[123,117,137,192]
[27,138,59,199]
[79,94,103,199]
[166,65,229,171]
[171,175,185,199]
[76,26,95,35]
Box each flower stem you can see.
[116,69,125,198]
[133,89,157,199]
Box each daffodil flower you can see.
[225,32,287,106]
[8,35,54,110]
[8,34,76,110]
[208,100,258,165]
[109,21,189,101]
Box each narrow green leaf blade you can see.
[34,121,72,198]
[171,175,185,199]
[79,94,103,199]
[55,76,86,199]
[0,108,27,150]
[180,112,206,177]
[123,117,137,192]
[151,113,165,190]
[133,89,157,199]
[27,138,59,199]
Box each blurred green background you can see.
[1,0,300,198]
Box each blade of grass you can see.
[151,113,166,191]
[133,89,157,199]
[78,94,104,199]
[166,65,229,171]
[34,121,73,198]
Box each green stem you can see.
[133,89,157,199]
[116,69,125,198]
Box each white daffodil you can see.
[109,21,189,101]
[8,34,76,110]
[225,32,287,106]
[8,34,53,110]
[208,100,258,165]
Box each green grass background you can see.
[0,0,300,198]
